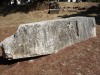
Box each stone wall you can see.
[0,17,96,60]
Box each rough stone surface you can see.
[0,17,96,59]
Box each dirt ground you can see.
[0,2,100,75]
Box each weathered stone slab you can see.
[0,17,96,60]
[48,9,59,14]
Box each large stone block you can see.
[0,17,96,60]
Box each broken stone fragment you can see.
[0,17,96,60]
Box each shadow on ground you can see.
[0,2,48,16]
[0,55,48,65]
[58,4,100,25]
